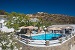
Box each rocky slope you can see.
[27,12,75,24]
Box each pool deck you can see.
[19,35,74,47]
[19,40,61,47]
[16,34,75,50]
[25,32,45,37]
[25,32,60,37]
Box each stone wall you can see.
[18,36,75,50]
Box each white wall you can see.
[0,19,14,33]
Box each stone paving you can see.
[70,45,75,50]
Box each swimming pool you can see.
[31,33,61,40]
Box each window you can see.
[0,23,2,28]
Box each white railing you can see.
[16,33,75,46]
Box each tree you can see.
[0,10,6,15]
[0,32,18,50]
[5,12,30,30]
[37,16,52,27]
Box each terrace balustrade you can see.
[59,38,62,43]
[16,29,75,46]
[72,33,75,36]
[17,33,75,46]
[65,36,68,40]
[26,39,29,44]
[45,40,49,46]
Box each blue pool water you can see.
[31,33,61,40]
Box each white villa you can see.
[1,15,75,50]
[0,15,14,33]
[16,24,75,50]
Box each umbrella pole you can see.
[30,29,32,40]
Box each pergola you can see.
[48,25,73,34]
[60,25,73,29]
[60,25,73,34]
[48,27,62,33]
[20,26,38,36]
[48,27,62,30]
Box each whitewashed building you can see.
[0,15,14,33]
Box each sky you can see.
[0,0,75,16]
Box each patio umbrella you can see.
[65,25,73,29]
[48,27,62,33]
[20,26,38,29]
[20,26,38,38]
[48,27,62,30]
[25,26,38,39]
[60,25,73,29]
[19,26,28,29]
[26,26,38,29]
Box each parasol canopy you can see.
[48,27,62,30]
[20,26,38,29]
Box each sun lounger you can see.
[32,31,37,34]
